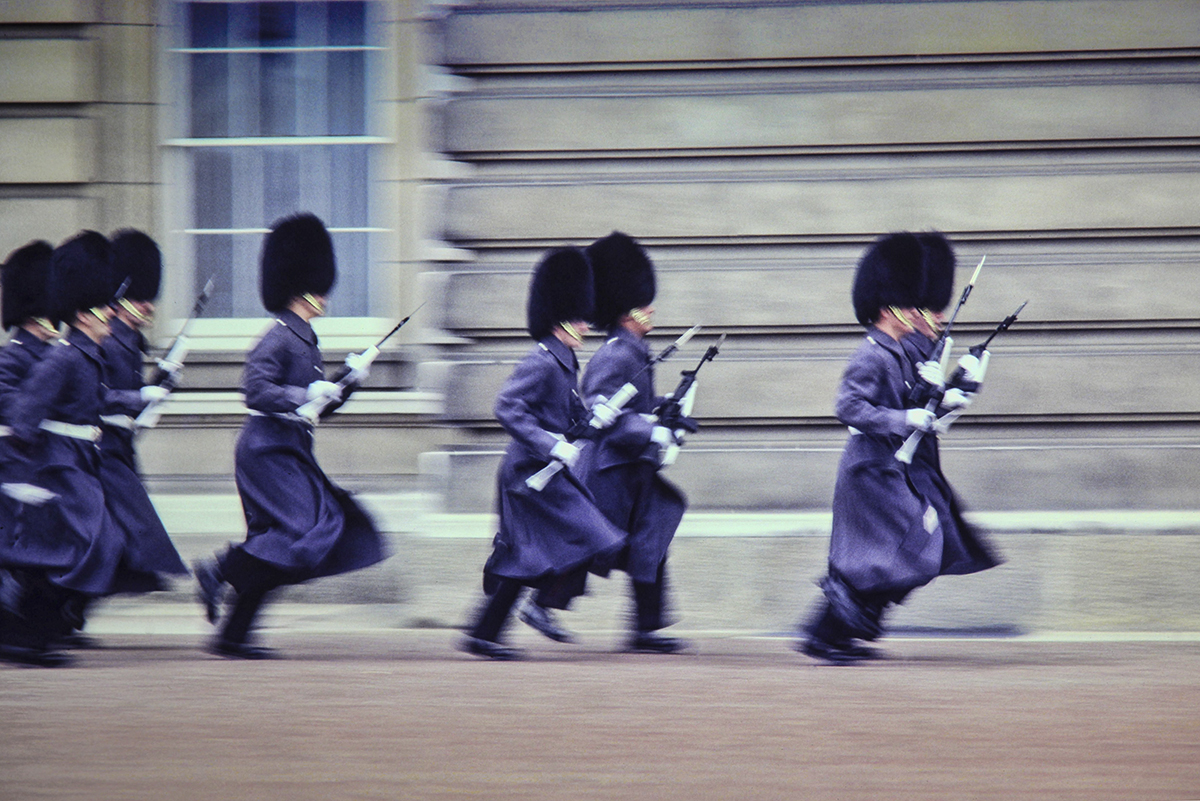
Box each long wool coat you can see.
[829,327,998,597]
[1,327,124,595]
[483,336,624,594]
[98,317,187,587]
[0,331,53,553]
[579,327,686,583]
[0,331,51,484]
[231,310,386,581]
[899,332,1001,578]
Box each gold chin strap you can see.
[888,306,915,331]
[559,322,583,343]
[88,306,112,325]
[118,297,152,325]
[628,308,652,326]
[918,308,941,333]
[302,293,326,314]
[34,318,59,337]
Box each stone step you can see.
[145,493,1200,635]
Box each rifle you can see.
[658,333,724,466]
[932,300,1027,434]
[295,302,425,423]
[525,324,702,491]
[134,277,216,430]
[894,255,985,464]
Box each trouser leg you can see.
[632,559,668,633]
[7,571,76,649]
[470,577,524,643]
[804,598,854,646]
[216,549,289,645]
[532,566,585,611]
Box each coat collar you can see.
[608,325,651,361]
[276,308,318,346]
[538,335,578,372]
[64,325,104,366]
[865,325,906,359]
[8,329,51,354]
[108,317,145,356]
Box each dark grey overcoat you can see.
[99,317,187,588]
[1,327,123,595]
[483,336,625,594]
[829,328,997,597]
[579,327,686,583]
[231,310,386,580]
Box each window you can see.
[166,1,385,319]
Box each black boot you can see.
[517,595,576,643]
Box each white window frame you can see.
[158,0,398,351]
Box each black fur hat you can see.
[2,240,54,330]
[916,231,956,313]
[49,231,115,323]
[585,231,656,332]
[851,232,925,326]
[110,229,162,302]
[526,247,595,340]
[260,213,336,313]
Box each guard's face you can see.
[556,320,589,349]
[624,306,655,337]
[116,298,155,329]
[79,306,113,342]
[912,309,944,341]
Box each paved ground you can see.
[2,625,1199,801]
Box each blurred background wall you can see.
[2,0,1198,632]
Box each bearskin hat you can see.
[916,231,956,313]
[2,240,54,330]
[49,231,115,323]
[110,229,162,302]
[851,232,925,326]
[585,231,656,332]
[526,247,594,340]
[260,213,336,313]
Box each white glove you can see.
[956,351,990,384]
[140,385,170,404]
[916,360,945,388]
[650,425,676,447]
[589,398,620,429]
[344,351,372,383]
[905,408,936,431]
[942,387,973,409]
[305,380,343,403]
[549,439,580,468]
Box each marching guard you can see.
[0,232,125,666]
[193,213,387,659]
[459,247,625,660]
[95,229,189,598]
[531,231,690,653]
[798,232,1001,664]
[0,241,63,665]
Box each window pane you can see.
[260,51,297,136]
[328,231,368,317]
[256,3,296,46]
[189,53,229,138]
[193,149,233,229]
[327,51,365,136]
[328,2,365,47]
[193,235,233,318]
[188,3,228,48]
[329,145,368,228]
[263,148,301,224]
